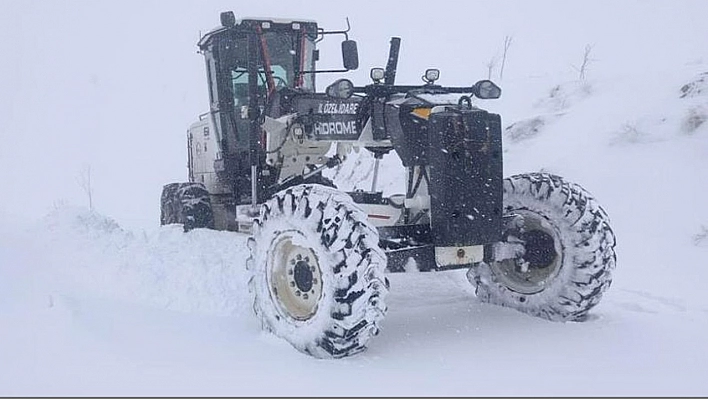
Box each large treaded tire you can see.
[468,173,617,321]
[247,184,388,358]
[160,182,215,232]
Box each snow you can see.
[2,0,708,396]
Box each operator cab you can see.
[198,17,320,151]
[195,13,358,204]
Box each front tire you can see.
[468,173,616,321]
[247,184,388,358]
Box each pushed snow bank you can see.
[25,206,252,317]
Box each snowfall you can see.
[1,0,708,396]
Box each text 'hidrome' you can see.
[314,121,358,136]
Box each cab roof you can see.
[198,17,319,49]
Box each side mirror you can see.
[341,40,359,71]
[473,80,502,99]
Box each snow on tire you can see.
[247,184,388,358]
[160,182,214,231]
[160,183,182,225]
[468,173,617,321]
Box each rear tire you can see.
[247,184,388,358]
[160,182,215,231]
[467,173,616,321]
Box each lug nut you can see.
[313,278,318,285]
[288,269,293,275]
[296,254,302,261]
[303,294,309,300]
[295,290,301,296]
[290,281,295,287]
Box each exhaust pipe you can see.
[384,37,401,85]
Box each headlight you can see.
[325,79,354,99]
[424,68,440,83]
[370,67,385,83]
[291,124,305,139]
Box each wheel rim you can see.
[490,209,563,295]
[267,231,323,321]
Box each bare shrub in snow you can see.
[506,80,595,144]
[504,117,547,142]
[534,81,593,112]
[611,122,649,145]
[499,35,513,80]
[51,199,69,211]
[681,106,707,134]
[679,72,708,98]
[77,164,94,210]
[485,55,498,80]
[573,44,595,81]
[694,225,708,247]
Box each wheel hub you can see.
[293,258,314,293]
[268,233,323,321]
[490,210,563,294]
[520,229,557,270]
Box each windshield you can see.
[221,30,315,107]
[231,65,288,106]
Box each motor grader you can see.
[161,12,617,358]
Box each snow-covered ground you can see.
[2,0,708,396]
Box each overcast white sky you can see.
[1,0,706,229]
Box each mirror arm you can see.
[316,17,351,42]
[300,69,350,74]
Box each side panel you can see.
[427,109,503,247]
[188,117,226,194]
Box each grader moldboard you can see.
[160,12,617,358]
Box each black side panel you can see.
[385,245,436,272]
[385,100,429,166]
[371,100,388,141]
[293,95,364,141]
[427,109,503,247]
[347,191,387,205]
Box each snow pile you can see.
[28,205,252,317]
[326,147,377,190]
[326,148,407,197]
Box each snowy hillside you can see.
[2,0,708,396]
